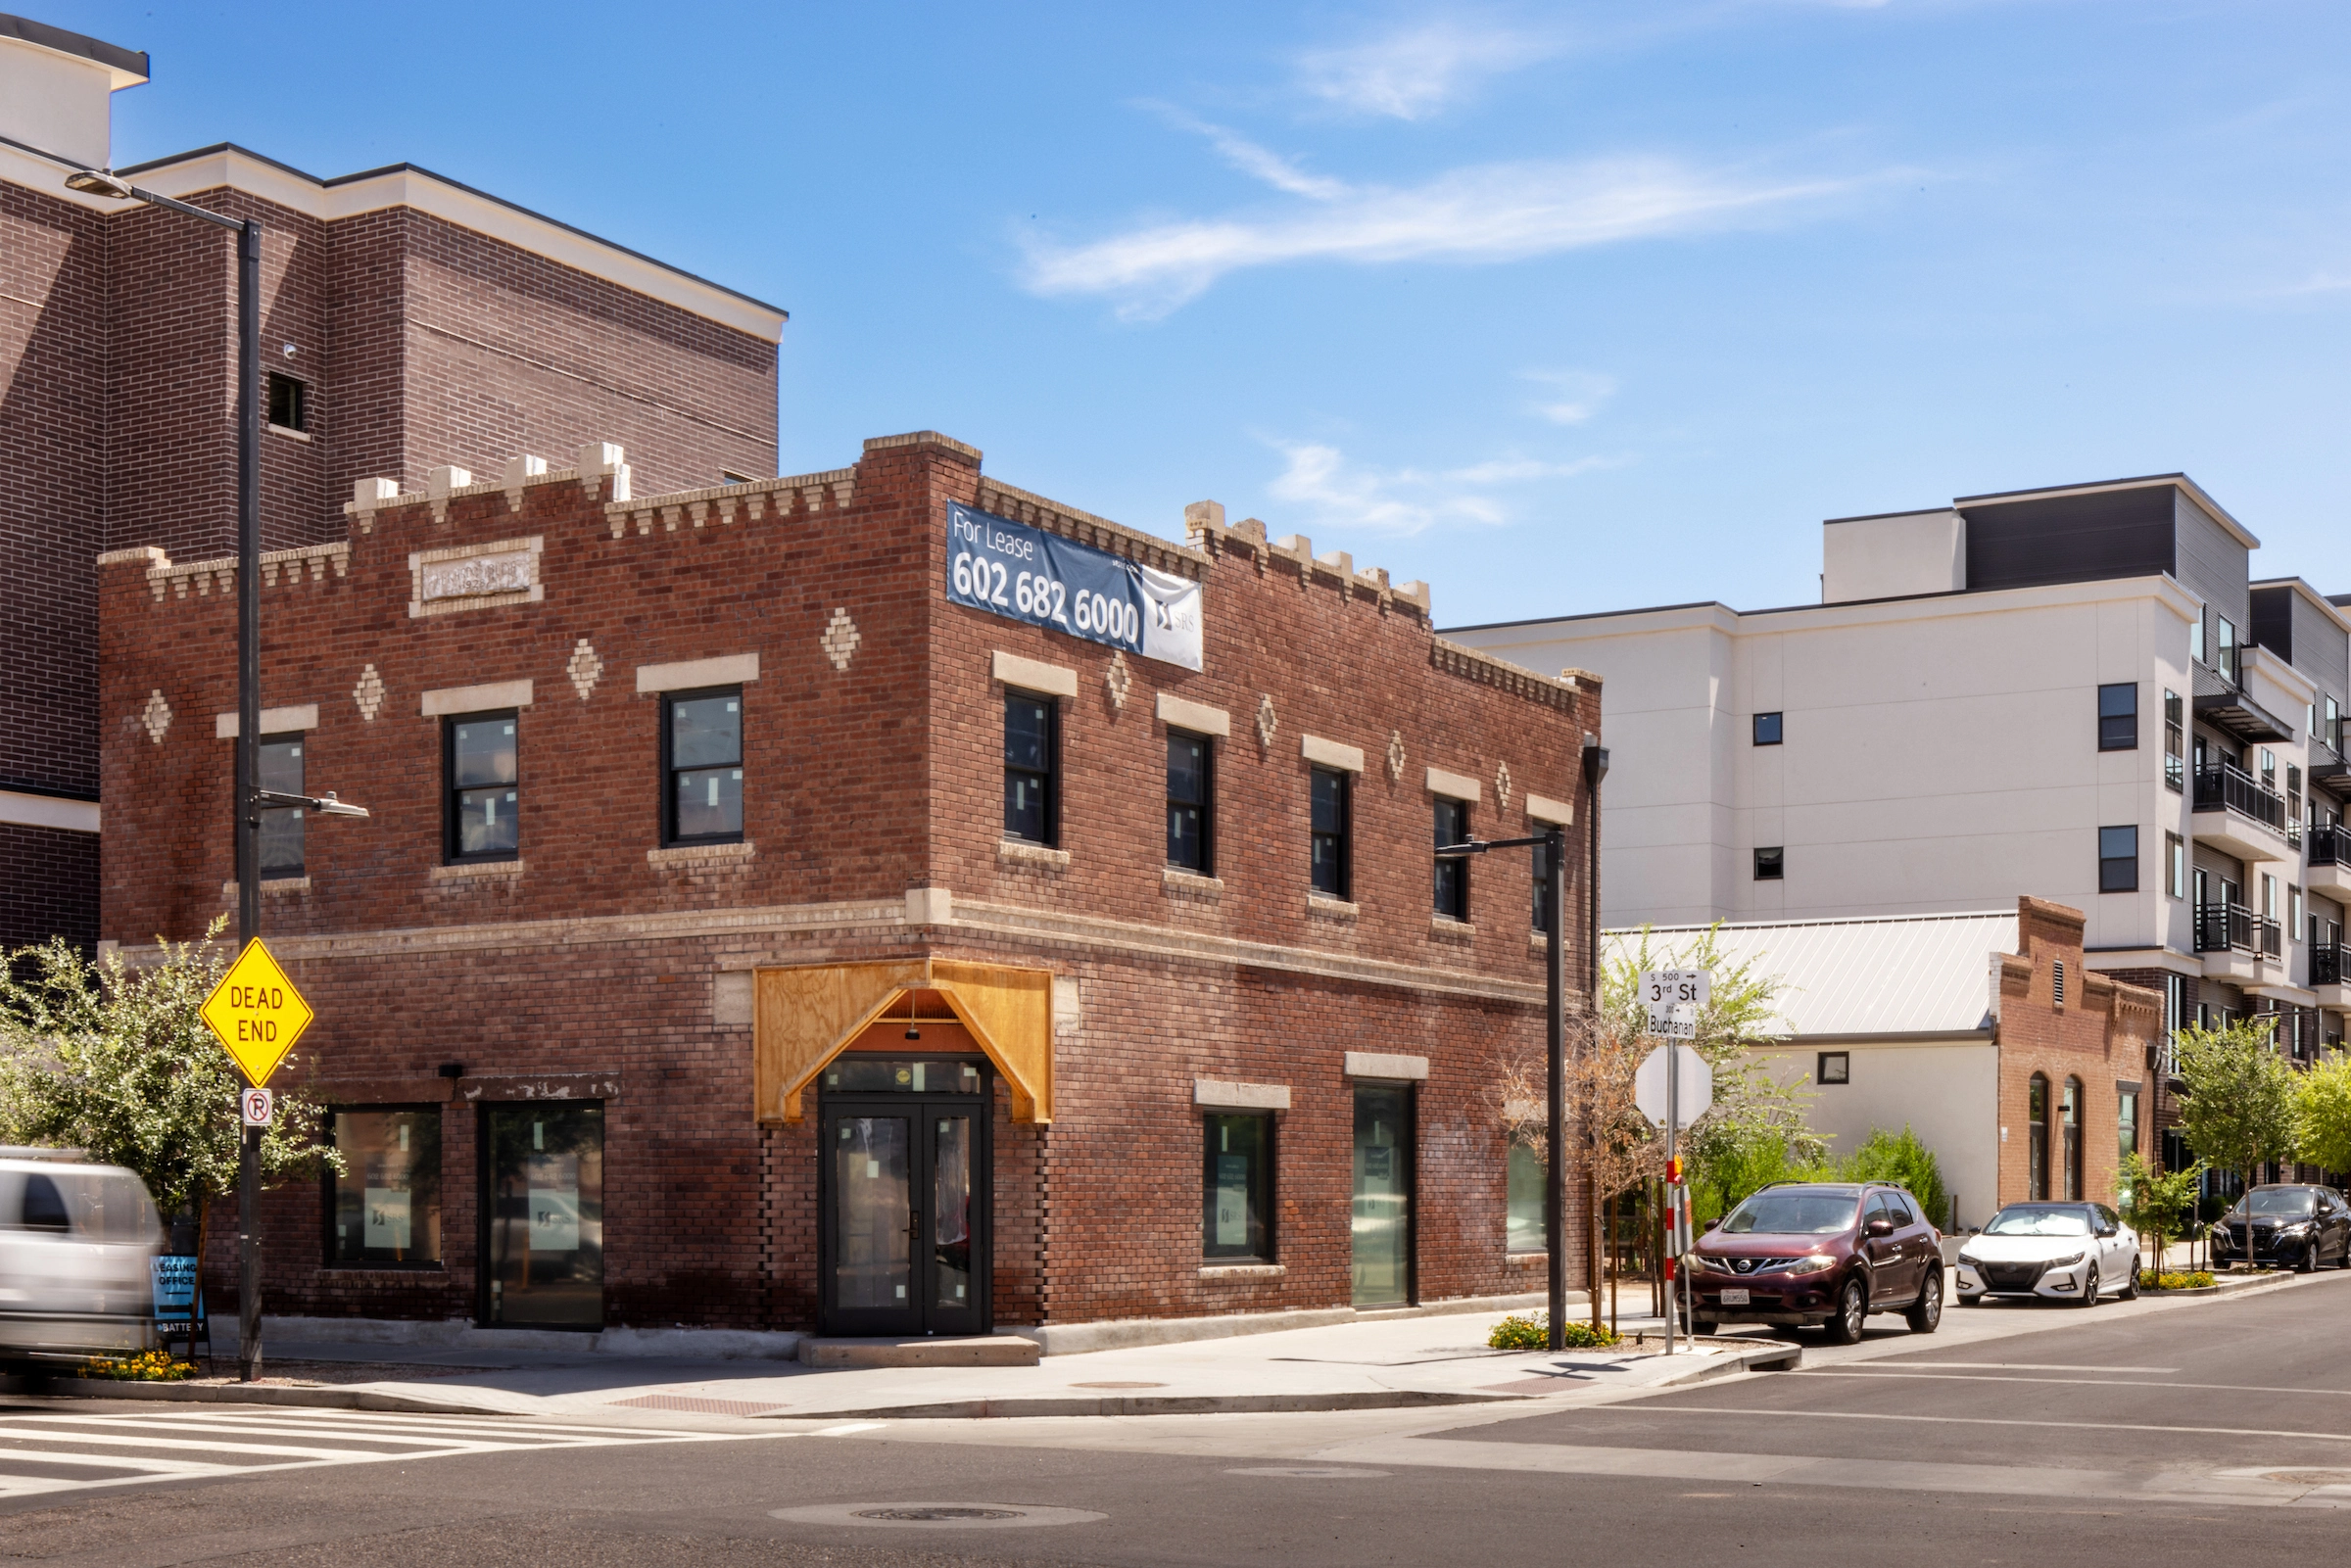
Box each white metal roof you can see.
[1603,910,2017,1041]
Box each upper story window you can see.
[2327,695,2343,756]
[445,713,518,862]
[664,689,744,844]
[259,736,304,876]
[265,372,308,433]
[1003,691,1057,845]
[1751,712,1783,746]
[1167,730,1211,873]
[2217,616,2238,682]
[2189,615,2205,666]
[1310,767,1350,898]
[1753,845,1785,880]
[2164,689,2183,791]
[1433,797,1470,921]
[2098,825,2137,893]
[2096,684,2137,750]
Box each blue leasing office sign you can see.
[946,502,1203,671]
[152,1255,198,1320]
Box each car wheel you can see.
[1905,1266,1943,1333]
[1825,1276,1868,1344]
[1958,1290,1986,1307]
[2298,1241,2320,1275]
[1691,1318,1718,1336]
[2073,1261,2099,1307]
[2117,1263,2139,1301]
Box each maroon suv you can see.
[1688,1181,1943,1344]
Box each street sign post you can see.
[1637,968,1710,1352]
[199,939,314,1087]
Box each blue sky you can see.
[53,0,2351,627]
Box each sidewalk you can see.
[47,1307,1791,1422]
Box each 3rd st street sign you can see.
[199,938,313,1086]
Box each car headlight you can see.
[2278,1221,2313,1236]
[1956,1250,1980,1267]
[2045,1252,2085,1268]
[1783,1254,1838,1276]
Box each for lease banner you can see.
[946,502,1204,671]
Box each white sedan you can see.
[1954,1202,2140,1307]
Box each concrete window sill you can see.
[999,839,1071,871]
[647,839,754,867]
[1429,917,1476,941]
[1163,868,1223,898]
[267,423,312,444]
[431,859,524,881]
[222,877,311,898]
[1199,1263,1285,1281]
[1307,894,1359,922]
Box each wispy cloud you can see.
[1298,20,1558,120]
[1023,158,1855,318]
[1521,368,1618,425]
[1144,106,1348,201]
[1265,440,1621,537]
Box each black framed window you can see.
[265,371,307,432]
[1003,691,1056,845]
[2061,1076,2084,1202]
[1817,1051,1849,1085]
[1203,1113,1272,1259]
[2028,1073,2049,1201]
[1752,711,1783,746]
[2165,832,2185,899]
[663,687,744,844]
[2164,689,2183,790]
[1507,1142,1545,1254]
[2097,683,2137,750]
[1433,796,1469,920]
[445,712,518,862]
[259,734,305,876]
[325,1107,442,1265]
[1753,845,1784,880]
[2098,825,2138,892]
[1167,730,1211,873]
[1310,767,1350,897]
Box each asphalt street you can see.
[4,1274,2347,1566]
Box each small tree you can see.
[2118,1152,2200,1273]
[0,925,340,1274]
[2295,1049,2351,1182]
[2173,1018,2297,1249]
[1841,1125,1950,1229]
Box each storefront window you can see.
[1507,1143,1545,1254]
[326,1109,441,1265]
[483,1104,603,1329]
[1203,1113,1271,1260]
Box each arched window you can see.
[2062,1076,2084,1201]
[2028,1073,2050,1201]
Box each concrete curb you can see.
[769,1389,1516,1420]
[22,1378,516,1415]
[1648,1341,1802,1385]
[1006,1292,1561,1356]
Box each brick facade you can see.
[2,151,781,953]
[1995,898,2163,1208]
[102,432,1601,1334]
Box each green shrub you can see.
[78,1350,195,1381]
[1838,1125,1949,1228]
[1488,1313,1622,1351]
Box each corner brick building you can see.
[1,13,785,956]
[97,431,1603,1339]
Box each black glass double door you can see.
[817,1057,990,1337]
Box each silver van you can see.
[0,1150,166,1367]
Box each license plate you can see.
[1719,1288,1750,1306]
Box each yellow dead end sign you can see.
[199,938,314,1087]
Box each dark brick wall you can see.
[103,436,1597,1331]
[0,822,99,955]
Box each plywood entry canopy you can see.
[754,958,1055,1124]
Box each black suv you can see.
[2210,1184,2351,1272]
[1688,1182,1943,1344]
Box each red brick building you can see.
[1,13,785,955]
[97,430,1603,1340]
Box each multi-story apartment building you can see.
[1450,475,2351,1094]
[1,12,786,955]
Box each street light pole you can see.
[1440,818,1575,1354]
[64,166,267,1381]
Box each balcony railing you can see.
[2193,760,2287,833]
[2316,943,2351,987]
[2194,900,2281,958]
[2311,823,2351,870]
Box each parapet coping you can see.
[1429,638,1597,714]
[1186,506,1430,616]
[102,541,352,601]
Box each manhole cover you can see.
[858,1507,1023,1522]
[1224,1467,1390,1479]
[770,1502,1107,1530]
[1070,1381,1168,1389]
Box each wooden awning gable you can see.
[753,958,1054,1123]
